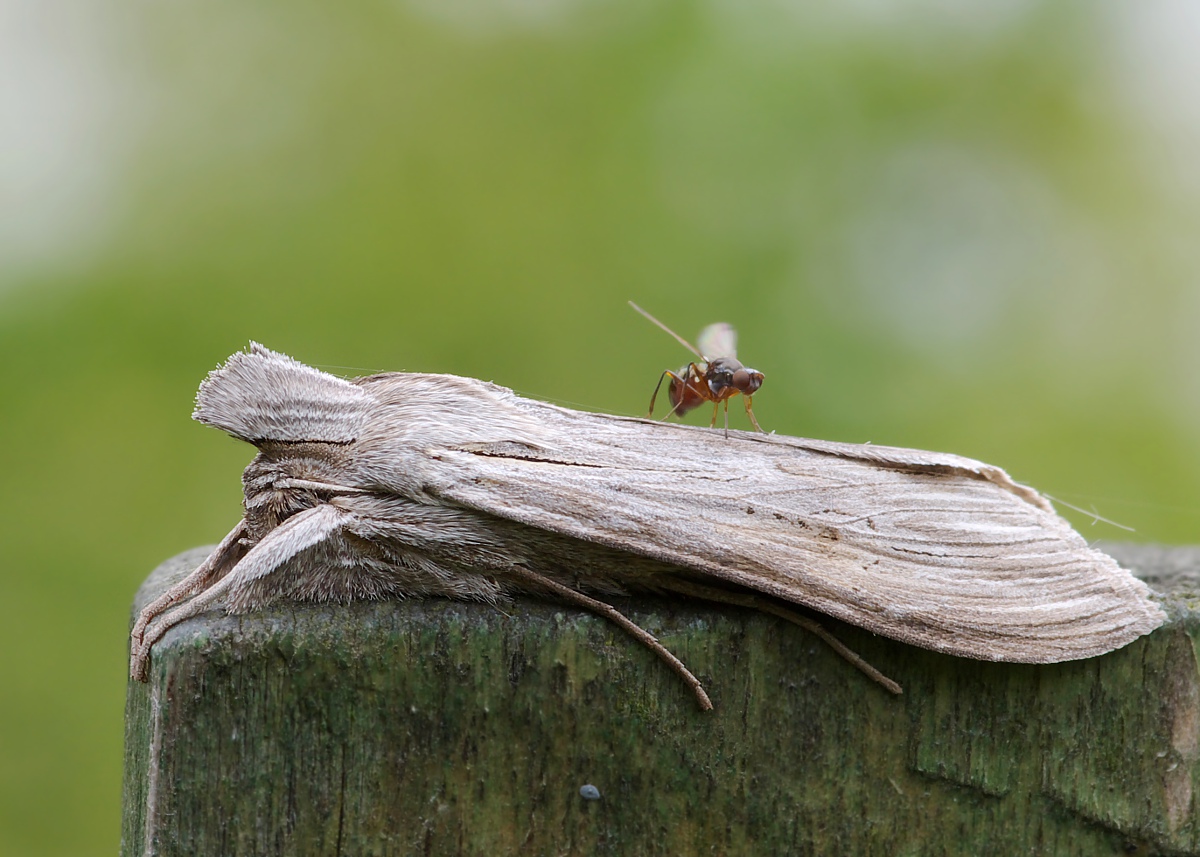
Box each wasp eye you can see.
[736,369,764,394]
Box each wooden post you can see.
[122,544,1200,856]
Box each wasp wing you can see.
[696,322,738,361]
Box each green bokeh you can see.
[2,2,1197,853]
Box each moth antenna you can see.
[505,566,714,711]
[1041,493,1135,532]
[194,342,375,444]
[629,301,706,361]
[662,579,903,695]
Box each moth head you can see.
[194,343,375,445]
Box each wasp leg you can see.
[647,369,683,419]
[744,395,765,433]
[649,365,707,421]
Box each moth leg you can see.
[743,395,765,433]
[130,519,249,652]
[661,579,902,695]
[130,504,349,682]
[504,566,713,711]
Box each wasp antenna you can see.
[629,301,705,360]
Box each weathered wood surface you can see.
[122,543,1200,856]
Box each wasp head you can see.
[705,357,764,400]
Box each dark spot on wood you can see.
[507,647,526,685]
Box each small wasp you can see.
[630,301,765,434]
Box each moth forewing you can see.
[425,396,1164,664]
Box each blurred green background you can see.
[3,1,1199,853]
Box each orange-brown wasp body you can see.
[630,301,765,433]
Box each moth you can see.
[129,343,1165,710]
[630,301,765,433]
